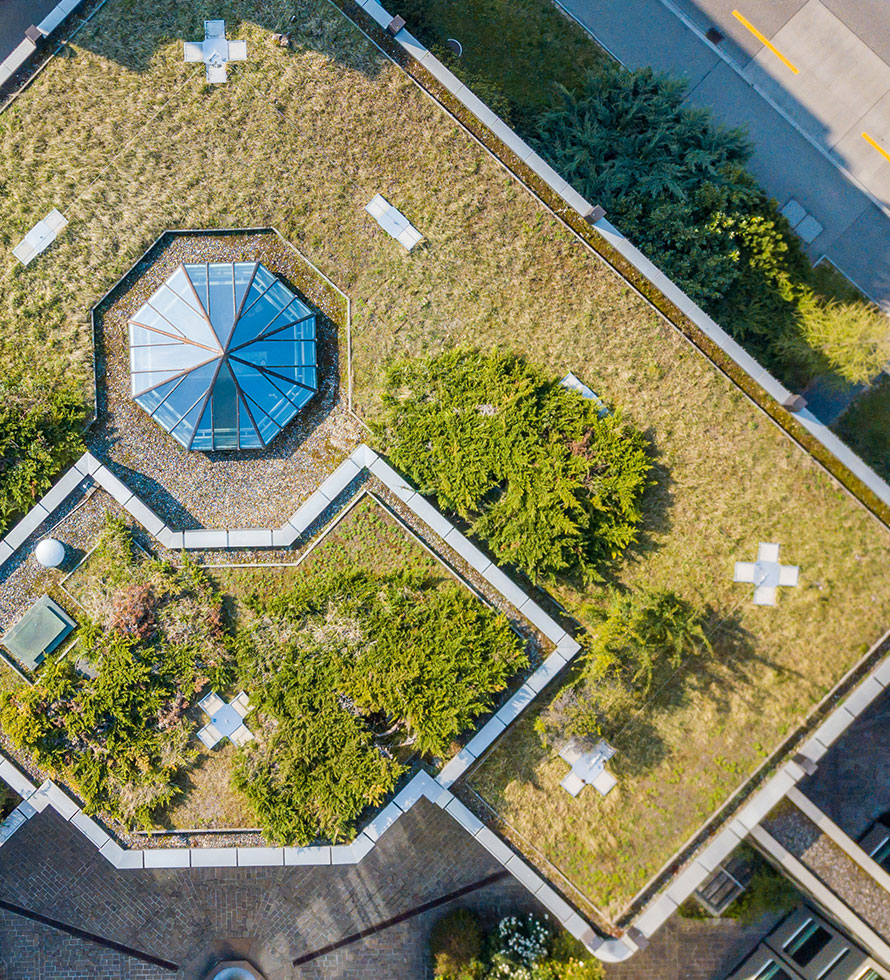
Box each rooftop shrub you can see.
[375,348,652,582]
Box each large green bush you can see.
[0,518,232,826]
[233,568,526,844]
[375,349,652,582]
[535,65,889,387]
[0,376,86,535]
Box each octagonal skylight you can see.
[128,261,318,450]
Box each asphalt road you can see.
[556,0,890,309]
[0,0,60,64]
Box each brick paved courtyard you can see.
[0,801,540,980]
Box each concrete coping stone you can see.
[161,530,184,551]
[534,882,577,924]
[347,831,375,863]
[444,797,484,836]
[556,637,581,659]
[0,810,28,843]
[634,892,678,938]
[525,654,569,694]
[271,526,297,548]
[396,29,427,62]
[796,734,828,764]
[71,811,111,849]
[284,845,332,865]
[734,768,797,832]
[38,468,84,516]
[404,493,453,540]
[393,770,438,812]
[286,490,331,535]
[36,781,80,821]
[436,748,475,789]
[349,444,378,469]
[479,563,529,610]
[665,859,711,906]
[236,846,284,866]
[812,704,856,749]
[563,913,597,943]
[37,6,69,35]
[316,457,362,503]
[485,115,533,162]
[181,529,228,550]
[363,800,403,841]
[418,51,464,92]
[93,466,135,507]
[0,541,13,567]
[144,848,191,868]
[495,683,536,727]
[443,526,492,574]
[0,760,37,800]
[455,85,504,132]
[474,825,514,865]
[3,502,50,551]
[330,844,358,865]
[359,0,392,29]
[463,715,506,759]
[505,853,545,894]
[190,847,239,868]
[558,183,593,217]
[522,151,570,197]
[367,456,416,503]
[74,452,102,476]
[698,825,744,872]
[15,800,36,820]
[122,495,166,537]
[841,675,885,718]
[226,528,274,549]
[518,597,566,644]
[870,654,890,689]
[100,838,145,869]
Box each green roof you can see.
[2,596,75,671]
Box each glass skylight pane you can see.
[129,262,317,450]
[130,343,210,374]
[208,263,237,348]
[152,360,216,428]
[170,399,204,446]
[233,262,256,313]
[191,402,214,450]
[150,289,217,349]
[131,369,184,396]
[130,303,186,338]
[238,396,262,448]
[211,362,239,450]
[165,267,204,311]
[183,263,209,311]
[135,375,184,413]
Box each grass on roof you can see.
[1,0,889,915]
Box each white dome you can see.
[35,538,65,568]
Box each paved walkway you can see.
[0,802,539,980]
[556,0,890,307]
[800,685,890,841]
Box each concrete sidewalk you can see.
[555,0,890,307]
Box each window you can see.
[754,961,794,980]
[785,920,832,968]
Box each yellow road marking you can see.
[863,131,890,165]
[732,10,800,74]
